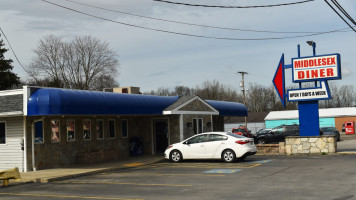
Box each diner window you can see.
[0,122,5,144]
[34,121,44,144]
[121,120,128,138]
[66,120,75,142]
[83,120,91,140]
[96,120,104,140]
[51,120,60,143]
[193,118,203,135]
[108,120,115,138]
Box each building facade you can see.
[0,86,247,171]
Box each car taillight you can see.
[166,145,173,150]
[236,140,250,145]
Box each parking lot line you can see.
[116,172,225,177]
[203,169,241,174]
[54,181,192,187]
[0,192,142,200]
[146,163,261,169]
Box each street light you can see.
[307,41,317,87]
[306,41,316,56]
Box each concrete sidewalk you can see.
[7,155,164,186]
[336,134,356,155]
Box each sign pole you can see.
[298,44,320,136]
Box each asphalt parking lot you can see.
[1,155,356,200]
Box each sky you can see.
[0,0,355,93]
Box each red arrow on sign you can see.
[272,54,286,108]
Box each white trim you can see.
[163,96,219,115]
[23,86,30,116]
[163,110,218,115]
[0,89,23,96]
[0,111,23,117]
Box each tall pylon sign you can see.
[272,44,341,136]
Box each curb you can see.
[8,158,166,186]
[336,151,356,155]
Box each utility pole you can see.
[237,71,248,127]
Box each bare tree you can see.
[174,86,193,96]
[195,80,238,101]
[144,87,172,96]
[338,85,354,107]
[28,35,119,90]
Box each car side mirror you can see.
[269,131,274,135]
[183,141,189,145]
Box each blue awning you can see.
[27,88,247,117]
[27,88,180,116]
[206,100,247,116]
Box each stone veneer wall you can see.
[285,136,337,155]
[256,143,285,155]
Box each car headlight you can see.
[166,145,173,150]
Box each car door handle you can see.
[221,143,225,144]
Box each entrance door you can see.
[153,119,168,154]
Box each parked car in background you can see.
[254,125,299,144]
[320,127,341,141]
[255,128,271,136]
[165,132,257,163]
[231,127,253,138]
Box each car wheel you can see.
[222,149,236,163]
[257,139,266,144]
[170,150,182,162]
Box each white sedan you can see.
[164,132,257,163]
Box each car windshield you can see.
[321,127,335,132]
[227,133,246,138]
[258,130,270,134]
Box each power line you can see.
[63,0,352,34]
[41,0,348,41]
[331,0,356,25]
[153,0,315,8]
[0,27,29,74]
[324,0,356,32]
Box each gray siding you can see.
[0,117,24,171]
